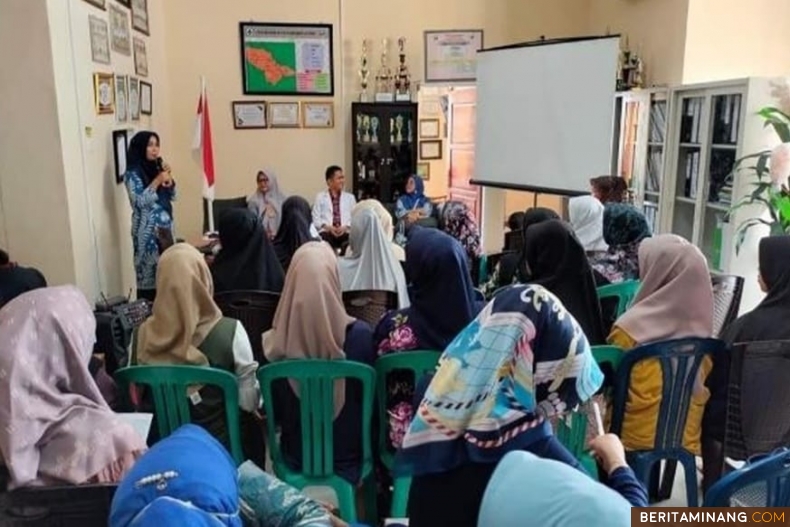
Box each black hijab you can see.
[272,196,317,271]
[127,131,172,215]
[211,209,285,293]
[511,207,562,283]
[523,220,607,345]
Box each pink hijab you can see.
[614,234,714,344]
[0,286,145,489]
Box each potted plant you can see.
[730,106,790,251]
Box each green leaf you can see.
[758,106,790,124]
[734,217,775,254]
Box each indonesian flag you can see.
[192,77,215,200]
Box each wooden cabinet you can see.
[351,102,418,204]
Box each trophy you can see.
[375,38,394,102]
[361,115,371,142]
[370,116,380,143]
[395,37,412,101]
[355,114,363,142]
[395,115,404,143]
[359,39,370,102]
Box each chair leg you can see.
[659,460,677,501]
[334,483,358,523]
[391,475,412,517]
[362,473,379,524]
[680,455,700,507]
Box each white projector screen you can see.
[474,36,619,194]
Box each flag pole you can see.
[202,75,216,233]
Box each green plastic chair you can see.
[555,346,624,479]
[375,351,442,517]
[596,280,640,318]
[257,360,377,523]
[114,365,244,465]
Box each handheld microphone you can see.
[155,157,164,173]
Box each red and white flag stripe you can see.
[192,77,215,201]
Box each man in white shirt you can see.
[312,165,357,253]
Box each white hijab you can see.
[569,196,608,252]
[338,208,410,308]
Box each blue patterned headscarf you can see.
[395,284,603,477]
[110,425,242,527]
[603,204,651,247]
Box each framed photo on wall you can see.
[115,74,128,121]
[420,140,442,160]
[232,101,267,129]
[108,3,131,56]
[424,29,484,83]
[133,37,148,77]
[131,0,149,35]
[128,77,140,120]
[89,16,110,65]
[301,101,334,128]
[419,118,440,138]
[239,22,334,96]
[140,81,152,115]
[112,129,128,183]
[93,73,115,115]
[82,0,106,10]
[268,102,300,128]
[417,162,431,181]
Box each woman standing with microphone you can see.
[124,131,175,302]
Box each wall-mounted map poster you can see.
[239,22,334,96]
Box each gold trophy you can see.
[395,37,412,101]
[359,39,370,102]
[375,38,394,102]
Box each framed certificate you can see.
[232,101,267,129]
[112,129,128,183]
[301,101,334,128]
[420,140,442,160]
[139,81,152,115]
[268,102,300,128]
[419,118,440,138]
[424,30,484,83]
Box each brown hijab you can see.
[263,241,354,414]
[136,243,223,366]
[614,234,714,344]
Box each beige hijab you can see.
[352,199,406,261]
[263,241,354,414]
[136,243,223,366]
[614,234,714,344]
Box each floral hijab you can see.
[440,200,481,264]
[598,204,652,283]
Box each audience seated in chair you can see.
[702,235,790,492]
[211,208,284,293]
[247,169,287,239]
[394,175,433,246]
[273,196,320,272]
[133,243,262,461]
[0,286,145,489]
[313,165,356,253]
[397,284,645,527]
[599,203,652,284]
[568,195,610,275]
[262,242,376,485]
[0,248,47,308]
[338,208,409,309]
[438,200,481,268]
[351,199,405,261]
[608,234,714,454]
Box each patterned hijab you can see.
[136,244,223,366]
[352,199,405,261]
[0,286,145,489]
[440,200,481,263]
[614,234,713,344]
[396,285,602,477]
[600,203,652,283]
[569,196,608,252]
[263,242,354,415]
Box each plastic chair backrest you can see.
[214,290,280,363]
[374,351,442,468]
[609,337,726,450]
[704,448,790,506]
[711,273,744,337]
[596,280,640,318]
[342,290,398,326]
[257,360,376,479]
[114,365,244,465]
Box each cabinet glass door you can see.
[387,110,415,202]
[671,95,706,242]
[644,98,667,233]
[354,110,384,201]
[700,93,742,271]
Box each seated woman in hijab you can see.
[598,203,652,284]
[247,170,287,239]
[0,286,145,489]
[211,208,285,293]
[523,220,607,345]
[702,235,790,492]
[133,243,262,460]
[110,424,350,527]
[263,242,376,485]
[478,437,646,527]
[375,228,484,448]
[273,196,319,272]
[569,195,609,277]
[397,283,606,527]
[608,234,714,455]
[339,208,409,309]
[351,199,405,261]
[394,175,433,246]
[439,200,481,269]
